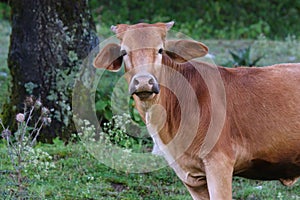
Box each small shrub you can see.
[78,113,151,152]
[224,46,264,67]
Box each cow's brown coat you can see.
[94,22,300,200]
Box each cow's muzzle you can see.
[129,74,159,100]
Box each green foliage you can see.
[0,2,10,20]
[95,71,122,121]
[0,1,300,39]
[89,0,299,39]
[102,114,151,151]
[0,20,11,114]
[224,46,264,67]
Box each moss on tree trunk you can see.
[2,0,98,142]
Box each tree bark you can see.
[2,0,98,142]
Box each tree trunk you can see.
[2,0,98,142]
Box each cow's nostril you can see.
[148,78,154,85]
[134,79,139,86]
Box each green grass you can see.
[0,141,299,200]
[0,20,300,199]
[0,140,189,200]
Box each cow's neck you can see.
[140,57,212,157]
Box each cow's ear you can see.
[93,43,123,72]
[165,40,208,63]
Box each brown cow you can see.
[93,22,300,199]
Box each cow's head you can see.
[93,22,208,101]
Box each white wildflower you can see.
[16,113,25,123]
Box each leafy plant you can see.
[102,114,137,149]
[224,46,264,67]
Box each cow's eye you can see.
[158,48,163,54]
[120,50,127,57]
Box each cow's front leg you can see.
[204,154,234,200]
[184,183,209,200]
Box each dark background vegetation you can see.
[2,0,299,39]
[89,0,300,39]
